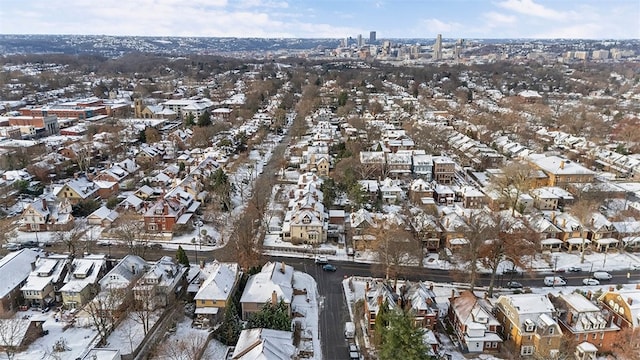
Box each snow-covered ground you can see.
[106,311,160,356]
[6,309,99,360]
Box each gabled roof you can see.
[99,255,147,289]
[0,249,41,298]
[232,328,295,360]
[240,262,294,305]
[194,262,239,302]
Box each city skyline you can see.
[0,0,638,40]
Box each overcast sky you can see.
[1,0,638,39]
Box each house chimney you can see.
[636,284,640,290]
[280,262,286,274]
[365,282,370,292]
[30,261,36,271]
[628,298,633,305]
[609,286,615,292]
[271,290,278,305]
[41,198,47,210]
[586,291,592,300]
[560,161,565,169]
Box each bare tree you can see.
[367,216,421,286]
[569,200,600,264]
[53,221,87,257]
[74,141,93,174]
[611,327,640,360]
[112,210,148,257]
[0,219,17,248]
[455,211,495,292]
[154,330,210,360]
[0,319,28,359]
[84,286,130,342]
[490,161,537,216]
[233,207,264,270]
[132,283,158,336]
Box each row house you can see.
[413,154,433,181]
[410,210,442,252]
[453,185,486,209]
[20,198,74,232]
[597,287,640,331]
[530,186,575,211]
[494,293,563,358]
[612,220,640,251]
[21,254,71,309]
[448,291,503,353]
[409,179,434,204]
[550,293,619,353]
[432,155,456,185]
[525,214,563,252]
[359,180,380,203]
[60,255,107,310]
[530,156,595,187]
[379,178,403,204]
[386,151,412,175]
[0,249,41,316]
[240,262,294,320]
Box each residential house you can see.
[551,212,587,251]
[409,179,434,204]
[363,281,399,331]
[87,206,119,227]
[525,214,562,252]
[21,254,71,308]
[410,210,442,252]
[240,262,294,320]
[99,255,147,290]
[494,293,563,358]
[60,255,106,310]
[358,180,380,203]
[193,262,241,321]
[405,282,440,330]
[0,249,41,316]
[20,197,74,232]
[432,156,456,185]
[379,178,403,204]
[550,293,619,353]
[359,151,386,177]
[54,177,99,205]
[282,192,326,245]
[386,152,412,175]
[412,154,433,181]
[530,188,560,211]
[349,208,377,251]
[133,256,187,310]
[434,184,455,206]
[231,328,296,360]
[448,291,503,353]
[612,220,640,251]
[531,156,595,187]
[597,287,640,330]
[455,186,486,209]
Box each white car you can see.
[583,278,600,286]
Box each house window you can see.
[200,300,205,304]
[521,345,534,356]
[302,216,311,224]
[149,224,157,231]
[492,342,498,348]
[549,327,554,335]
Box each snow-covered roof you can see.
[0,249,41,298]
[240,261,294,305]
[99,255,147,289]
[232,328,295,360]
[194,262,239,302]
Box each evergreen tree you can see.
[198,110,212,127]
[184,112,195,127]
[373,299,390,346]
[213,301,242,345]
[378,309,432,360]
[246,299,291,331]
[176,246,189,267]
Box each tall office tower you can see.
[369,31,376,44]
[357,34,363,47]
[433,33,443,60]
[344,37,349,47]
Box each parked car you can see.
[503,268,520,275]
[3,243,21,251]
[630,264,640,271]
[314,255,328,265]
[567,266,582,272]
[544,276,567,286]
[593,271,612,280]
[506,281,523,289]
[322,264,337,272]
[583,278,600,286]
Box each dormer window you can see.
[302,215,311,224]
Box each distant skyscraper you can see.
[369,31,376,44]
[357,34,363,47]
[433,33,442,60]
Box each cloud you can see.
[422,18,462,34]
[235,0,289,9]
[483,11,517,25]
[497,0,566,20]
